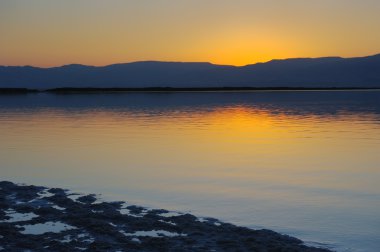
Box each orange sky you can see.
[1,0,379,67]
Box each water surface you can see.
[1,91,380,251]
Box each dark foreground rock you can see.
[0,181,332,252]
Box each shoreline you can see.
[0,181,332,251]
[0,87,379,94]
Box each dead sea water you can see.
[1,91,379,251]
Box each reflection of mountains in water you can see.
[1,91,380,118]
[1,54,380,88]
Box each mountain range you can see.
[0,54,379,89]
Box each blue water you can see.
[1,91,379,251]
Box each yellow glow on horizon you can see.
[1,0,380,66]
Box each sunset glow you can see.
[1,1,380,250]
[1,0,380,67]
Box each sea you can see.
[1,90,379,251]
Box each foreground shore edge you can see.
[0,181,332,251]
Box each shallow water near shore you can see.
[1,91,380,251]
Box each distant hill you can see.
[0,54,379,89]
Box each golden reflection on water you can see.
[1,106,380,197]
[1,97,380,251]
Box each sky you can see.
[1,0,379,67]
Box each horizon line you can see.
[1,53,379,69]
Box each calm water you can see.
[1,91,380,251]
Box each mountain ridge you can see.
[1,54,379,89]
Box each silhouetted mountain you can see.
[0,55,379,89]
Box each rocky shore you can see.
[0,181,331,251]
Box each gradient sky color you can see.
[1,0,380,67]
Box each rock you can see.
[0,181,332,252]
